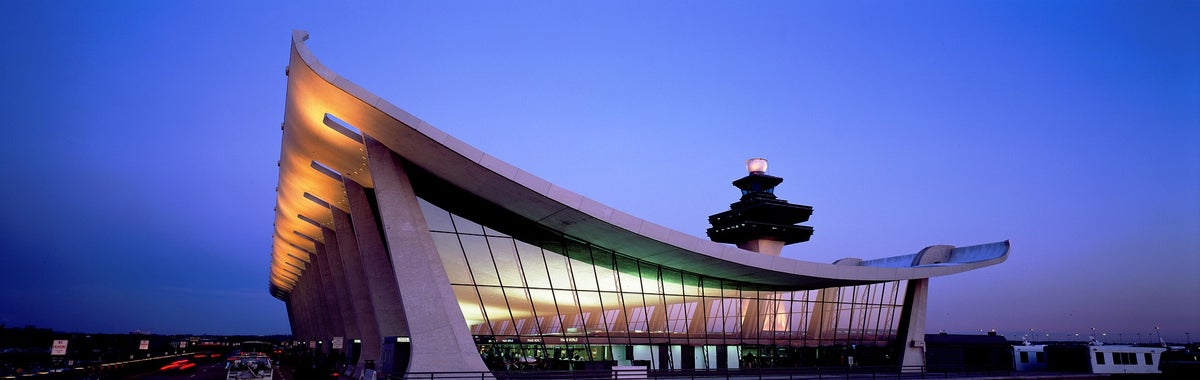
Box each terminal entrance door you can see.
[380,336,410,374]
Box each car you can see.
[227,354,273,380]
[192,352,224,363]
[160,359,197,372]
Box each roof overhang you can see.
[269,30,1009,297]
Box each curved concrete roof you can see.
[269,30,1008,296]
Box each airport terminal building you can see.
[269,31,1009,376]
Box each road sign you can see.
[51,340,69,356]
[139,340,150,350]
[332,337,344,349]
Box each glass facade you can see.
[419,198,909,369]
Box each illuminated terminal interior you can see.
[423,197,910,368]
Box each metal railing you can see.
[0,353,200,380]
[391,365,1017,380]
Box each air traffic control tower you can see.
[707,158,814,256]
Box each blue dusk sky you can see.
[1,1,1196,341]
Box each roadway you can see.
[125,361,295,380]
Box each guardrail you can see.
[0,353,197,380]
[391,365,1015,380]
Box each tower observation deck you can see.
[707,158,814,255]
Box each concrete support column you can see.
[805,259,862,345]
[896,279,929,371]
[302,267,323,342]
[343,178,410,364]
[647,301,669,335]
[321,226,361,355]
[298,255,320,344]
[285,299,299,338]
[807,286,840,343]
[603,297,629,336]
[760,295,784,334]
[304,279,316,341]
[738,242,784,343]
[306,250,334,352]
[739,289,764,343]
[687,299,708,340]
[313,242,347,342]
[330,206,383,372]
[363,136,491,375]
[294,273,312,340]
[293,273,306,340]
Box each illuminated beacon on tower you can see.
[706,158,814,255]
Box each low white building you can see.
[1012,344,1047,371]
[1088,345,1166,375]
